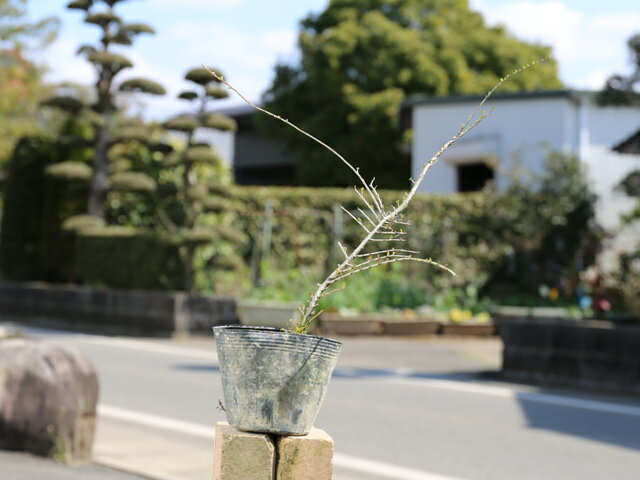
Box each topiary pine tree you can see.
[57,0,167,220]
[160,66,238,291]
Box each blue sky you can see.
[27,0,640,119]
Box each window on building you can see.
[456,162,494,192]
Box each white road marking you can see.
[390,376,640,417]
[78,336,218,362]
[6,323,219,361]
[98,404,462,480]
[98,404,215,439]
[333,453,463,480]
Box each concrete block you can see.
[213,422,275,480]
[276,428,334,480]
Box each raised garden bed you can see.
[500,317,640,394]
[383,319,441,335]
[320,313,386,335]
[440,323,497,336]
[320,312,498,337]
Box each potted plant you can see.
[209,66,529,435]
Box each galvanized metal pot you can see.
[213,325,342,435]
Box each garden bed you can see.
[320,312,497,337]
[500,317,640,394]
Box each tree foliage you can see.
[0,0,60,171]
[598,33,640,106]
[0,0,59,48]
[261,0,562,189]
[598,33,640,230]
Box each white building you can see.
[406,90,640,255]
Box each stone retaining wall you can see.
[0,281,238,335]
[500,318,640,393]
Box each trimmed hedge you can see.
[219,186,508,288]
[0,136,88,282]
[0,137,52,280]
[210,180,592,292]
[1,138,592,294]
[74,227,184,291]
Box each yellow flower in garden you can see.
[449,308,473,323]
[474,312,491,324]
[549,288,559,301]
[449,308,463,323]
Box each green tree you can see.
[0,0,59,171]
[0,0,58,47]
[598,33,640,106]
[62,0,165,220]
[261,0,562,189]
[598,33,640,227]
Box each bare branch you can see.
[319,283,346,299]
[355,248,418,257]
[357,207,377,227]
[340,206,370,233]
[333,256,456,283]
[338,241,349,260]
[354,186,381,220]
[368,178,385,213]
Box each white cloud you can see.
[481,1,583,59]
[584,69,611,90]
[167,22,297,71]
[471,1,640,89]
[38,35,95,85]
[148,0,244,8]
[158,21,298,111]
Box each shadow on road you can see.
[516,393,640,451]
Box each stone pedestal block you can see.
[0,338,99,463]
[276,428,334,480]
[213,422,334,480]
[213,423,275,480]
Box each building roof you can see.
[613,128,640,154]
[402,89,595,109]
[213,103,256,118]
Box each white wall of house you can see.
[410,91,640,254]
[412,94,577,193]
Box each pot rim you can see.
[212,325,342,347]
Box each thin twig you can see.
[337,241,349,260]
[340,206,370,233]
[319,283,346,299]
[354,186,380,220]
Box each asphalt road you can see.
[9,323,640,480]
